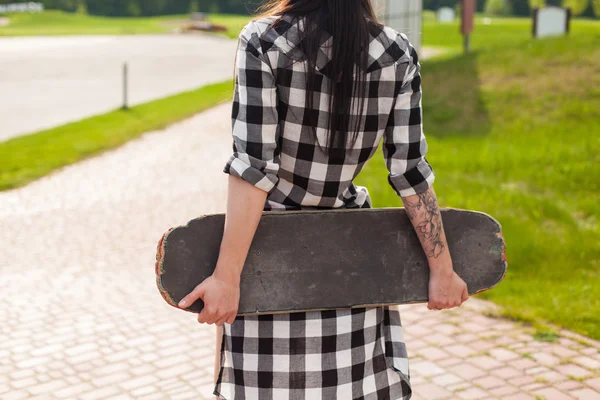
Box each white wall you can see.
[371,0,423,51]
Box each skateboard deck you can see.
[155,208,507,315]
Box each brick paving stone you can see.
[504,394,536,400]
[9,369,35,380]
[468,355,503,370]
[532,387,574,400]
[119,375,160,391]
[54,382,95,398]
[511,358,539,370]
[91,372,132,387]
[2,390,29,400]
[556,363,593,379]
[415,383,452,399]
[532,352,561,366]
[445,344,478,358]
[493,366,522,379]
[65,343,98,357]
[457,387,489,399]
[130,385,159,397]
[437,357,463,368]
[550,345,579,358]
[536,370,569,383]
[456,333,479,343]
[526,366,551,375]
[447,382,473,394]
[423,333,455,347]
[409,361,445,377]
[453,364,486,380]
[585,377,600,391]
[418,347,450,361]
[80,385,122,400]
[508,375,537,387]
[131,364,157,376]
[10,377,38,390]
[470,340,496,352]
[171,391,199,400]
[522,382,548,391]
[571,388,600,400]
[488,384,520,396]
[140,393,167,400]
[472,375,504,389]
[432,373,463,386]
[573,355,600,370]
[489,348,521,361]
[157,364,191,380]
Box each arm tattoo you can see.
[403,189,445,258]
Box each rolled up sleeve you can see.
[383,34,435,198]
[223,22,280,194]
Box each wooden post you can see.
[461,0,476,53]
[122,62,129,110]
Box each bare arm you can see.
[213,175,268,285]
[401,186,450,269]
[178,175,266,325]
[401,186,469,309]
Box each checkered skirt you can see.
[215,307,412,400]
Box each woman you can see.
[178,0,469,398]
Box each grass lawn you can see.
[0,81,233,191]
[422,12,600,51]
[0,10,248,38]
[356,27,600,340]
[0,10,188,36]
[206,13,253,39]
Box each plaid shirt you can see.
[216,15,434,400]
[224,14,435,211]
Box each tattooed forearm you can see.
[402,188,446,259]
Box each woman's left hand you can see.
[178,274,240,326]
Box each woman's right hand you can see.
[427,267,469,311]
[178,274,240,326]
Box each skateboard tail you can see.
[155,227,182,311]
[155,215,211,315]
[472,230,508,296]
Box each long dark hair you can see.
[253,0,380,156]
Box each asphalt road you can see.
[0,34,238,142]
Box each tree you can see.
[485,0,513,15]
[594,0,600,15]
[76,0,86,14]
[507,0,531,15]
[529,0,546,7]
[562,0,590,14]
[189,0,200,13]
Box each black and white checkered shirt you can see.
[224,14,435,211]
[218,13,435,400]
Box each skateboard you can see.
[155,208,507,315]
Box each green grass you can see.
[422,14,600,51]
[0,10,190,36]
[0,10,250,38]
[0,81,233,191]
[207,13,253,39]
[356,29,600,340]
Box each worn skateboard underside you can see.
[156,208,507,315]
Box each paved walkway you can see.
[1,103,599,400]
[0,34,237,141]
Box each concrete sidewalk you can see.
[0,34,237,141]
[1,103,599,400]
